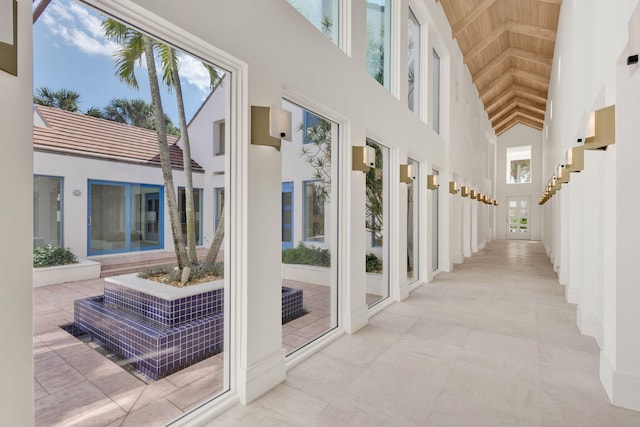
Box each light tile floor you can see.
[211,241,640,426]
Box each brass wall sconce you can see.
[449,181,459,194]
[493,200,498,206]
[352,145,376,172]
[551,176,560,191]
[400,164,413,183]
[477,193,484,202]
[427,175,439,190]
[461,186,469,197]
[583,105,615,150]
[557,164,570,185]
[251,105,293,150]
[565,146,584,173]
[470,189,477,199]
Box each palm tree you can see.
[102,18,191,271]
[103,98,180,135]
[34,87,81,112]
[85,106,106,119]
[103,19,225,276]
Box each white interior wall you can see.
[542,0,640,411]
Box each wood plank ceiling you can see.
[438,0,562,135]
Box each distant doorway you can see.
[507,197,530,240]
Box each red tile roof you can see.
[33,105,204,172]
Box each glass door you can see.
[507,197,530,240]
[432,169,439,271]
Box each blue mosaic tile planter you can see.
[74,275,225,380]
[282,286,305,323]
[74,275,306,379]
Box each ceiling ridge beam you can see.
[488,100,545,123]
[496,117,543,135]
[516,100,546,116]
[452,0,498,38]
[493,108,544,128]
[490,102,519,123]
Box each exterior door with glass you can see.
[507,197,530,240]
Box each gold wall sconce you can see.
[493,200,498,206]
[251,105,293,150]
[557,164,570,185]
[565,146,585,173]
[352,145,376,172]
[427,175,439,190]
[400,164,413,183]
[584,105,615,150]
[461,186,469,197]
[449,181,459,194]
[551,176,560,191]
[470,189,477,199]
[477,193,484,202]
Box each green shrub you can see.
[33,245,78,268]
[366,253,382,273]
[282,242,331,267]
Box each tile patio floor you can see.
[34,271,341,426]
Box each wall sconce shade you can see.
[476,193,484,202]
[493,200,498,206]
[461,186,469,197]
[251,105,292,149]
[584,105,615,150]
[427,175,439,190]
[565,146,584,173]
[449,181,459,194]
[400,164,413,183]
[352,146,376,172]
[470,189,477,199]
[557,164,570,184]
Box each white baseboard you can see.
[600,351,640,412]
[577,306,603,348]
[237,348,286,405]
[565,285,579,304]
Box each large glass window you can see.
[432,49,441,134]
[178,187,203,246]
[408,7,420,114]
[33,2,231,424]
[367,0,392,89]
[407,158,419,282]
[366,139,389,307]
[286,0,340,45]
[506,145,532,184]
[33,175,63,248]
[281,99,338,355]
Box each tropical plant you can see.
[33,245,78,268]
[103,98,179,135]
[34,87,81,112]
[365,141,383,239]
[85,106,106,119]
[299,116,332,204]
[282,242,330,267]
[366,24,386,86]
[102,18,224,281]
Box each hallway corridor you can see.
[213,241,640,426]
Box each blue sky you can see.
[33,0,215,124]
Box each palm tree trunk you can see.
[170,54,198,265]
[203,204,224,268]
[142,36,190,270]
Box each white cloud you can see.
[178,54,212,95]
[41,0,118,57]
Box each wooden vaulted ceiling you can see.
[438,0,562,135]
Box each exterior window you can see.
[214,120,225,155]
[286,0,340,45]
[282,182,294,249]
[432,49,441,134]
[408,7,420,115]
[33,175,63,248]
[506,145,532,184]
[88,180,164,255]
[214,187,225,231]
[303,180,325,242]
[367,0,392,89]
[432,169,439,271]
[178,187,203,246]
